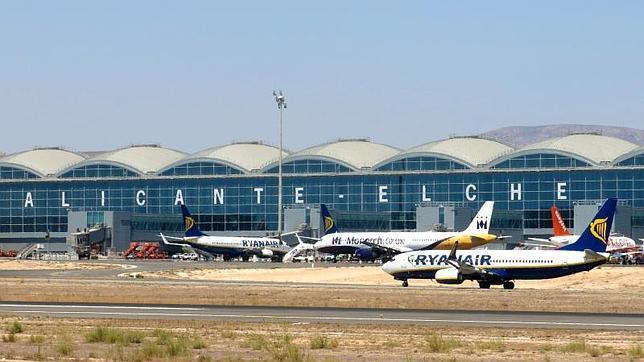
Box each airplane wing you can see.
[518,241,559,249]
[527,237,554,243]
[360,241,410,259]
[445,242,503,283]
[583,249,609,261]
[159,233,192,247]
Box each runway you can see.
[1,302,642,330]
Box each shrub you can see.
[85,326,144,345]
[383,340,402,348]
[423,333,462,353]
[309,335,339,349]
[560,340,588,353]
[221,330,237,339]
[192,337,207,349]
[2,333,16,343]
[628,344,643,359]
[267,335,307,362]
[559,340,610,356]
[241,333,270,350]
[56,336,74,356]
[476,340,506,352]
[152,328,174,345]
[165,336,191,357]
[131,341,166,361]
[242,334,307,362]
[29,335,45,344]
[6,321,24,334]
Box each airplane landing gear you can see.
[402,280,409,287]
[478,281,491,289]
[503,281,515,290]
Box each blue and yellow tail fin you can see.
[181,204,206,237]
[560,198,617,252]
[320,204,339,234]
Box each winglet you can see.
[448,241,459,261]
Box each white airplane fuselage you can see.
[382,249,608,282]
[314,231,494,255]
[180,235,291,258]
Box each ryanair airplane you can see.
[160,205,306,262]
[382,198,617,289]
[314,201,502,262]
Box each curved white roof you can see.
[613,146,644,165]
[376,137,513,168]
[0,148,86,177]
[60,145,186,175]
[268,139,400,170]
[161,142,288,173]
[503,134,639,165]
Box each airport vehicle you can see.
[160,205,296,262]
[528,205,639,254]
[382,198,617,289]
[314,202,501,261]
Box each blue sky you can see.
[1,1,643,153]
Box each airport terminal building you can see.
[0,133,643,251]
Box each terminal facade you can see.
[0,134,642,251]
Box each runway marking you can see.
[0,304,204,311]
[4,310,643,329]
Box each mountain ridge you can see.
[479,124,644,148]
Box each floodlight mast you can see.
[273,90,286,239]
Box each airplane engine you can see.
[435,268,463,284]
[353,247,374,261]
[260,249,274,257]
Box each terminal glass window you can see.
[159,162,243,176]
[616,153,644,166]
[492,153,590,169]
[60,165,139,178]
[0,166,39,179]
[375,157,468,171]
[265,160,352,174]
[86,211,105,227]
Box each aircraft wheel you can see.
[478,282,491,289]
[402,281,409,287]
[503,281,515,290]
[242,256,250,262]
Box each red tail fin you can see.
[551,206,571,236]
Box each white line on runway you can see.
[4,310,643,328]
[0,304,204,311]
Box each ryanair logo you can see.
[324,216,334,232]
[185,216,195,231]
[589,217,608,244]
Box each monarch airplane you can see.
[526,205,639,254]
[314,201,503,262]
[382,198,617,289]
[160,205,310,262]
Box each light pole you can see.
[273,90,286,239]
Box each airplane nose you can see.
[381,260,396,275]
